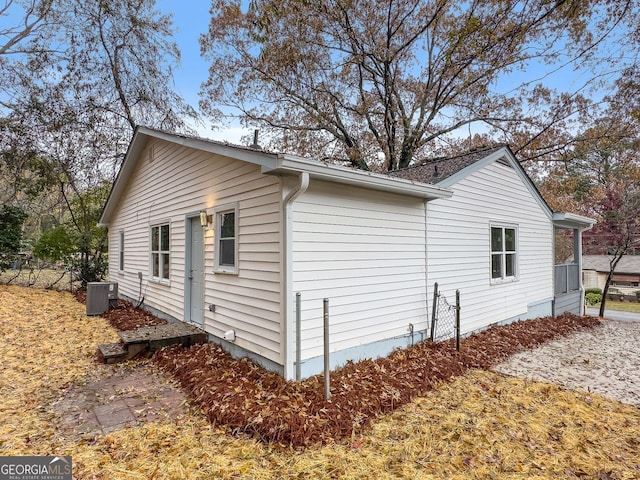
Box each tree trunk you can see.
[599,272,613,317]
[599,253,625,317]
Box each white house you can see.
[98,127,595,379]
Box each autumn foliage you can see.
[153,313,600,448]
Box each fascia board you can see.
[99,127,280,226]
[100,127,451,226]
[98,129,148,227]
[138,127,279,169]
[264,155,453,200]
[552,212,597,229]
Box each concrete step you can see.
[98,322,208,364]
[98,342,149,364]
[118,323,208,352]
[98,342,128,364]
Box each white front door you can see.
[186,217,204,326]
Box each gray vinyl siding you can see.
[554,291,582,316]
[291,180,428,361]
[427,161,554,334]
[106,138,283,364]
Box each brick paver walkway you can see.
[51,362,188,438]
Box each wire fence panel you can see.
[430,283,461,349]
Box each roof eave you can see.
[100,128,452,227]
[264,155,453,200]
[98,127,279,227]
[552,212,597,230]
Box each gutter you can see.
[282,172,310,380]
[264,155,452,201]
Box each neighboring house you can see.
[98,128,595,380]
[582,255,640,296]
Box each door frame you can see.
[184,213,205,326]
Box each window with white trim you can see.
[214,204,238,274]
[490,225,517,282]
[118,231,124,271]
[150,223,170,281]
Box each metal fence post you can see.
[295,292,301,381]
[323,298,330,401]
[455,289,461,351]
[430,282,438,341]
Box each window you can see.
[151,223,170,281]
[214,204,238,274]
[118,231,124,271]
[491,226,517,282]
[612,280,639,288]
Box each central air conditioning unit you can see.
[86,281,118,316]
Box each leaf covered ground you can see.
[1,284,639,479]
[153,313,603,447]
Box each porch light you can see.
[199,210,210,227]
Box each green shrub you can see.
[33,226,75,263]
[0,205,27,272]
[584,288,602,295]
[585,292,602,305]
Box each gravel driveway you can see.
[493,319,640,407]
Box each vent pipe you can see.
[250,129,262,150]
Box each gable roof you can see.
[98,127,453,226]
[389,145,506,185]
[390,145,596,230]
[100,129,595,231]
[583,255,640,274]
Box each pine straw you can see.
[0,285,119,454]
[2,285,638,479]
[153,313,601,447]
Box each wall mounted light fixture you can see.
[199,210,210,227]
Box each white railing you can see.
[554,263,580,294]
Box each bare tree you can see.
[0,0,55,56]
[200,0,638,170]
[1,0,199,283]
[540,114,640,317]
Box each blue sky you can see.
[157,1,624,147]
[156,0,247,143]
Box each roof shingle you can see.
[388,145,507,184]
[582,255,640,274]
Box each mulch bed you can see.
[73,291,602,447]
[152,313,601,448]
[75,291,166,331]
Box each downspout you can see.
[424,200,429,342]
[552,226,557,316]
[283,172,309,380]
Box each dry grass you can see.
[1,285,638,479]
[0,267,74,290]
[599,300,640,313]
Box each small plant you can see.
[585,292,602,305]
[584,288,602,295]
[635,290,640,302]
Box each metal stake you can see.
[295,292,301,381]
[323,298,330,401]
[430,282,438,341]
[455,289,461,351]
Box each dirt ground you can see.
[493,318,640,407]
